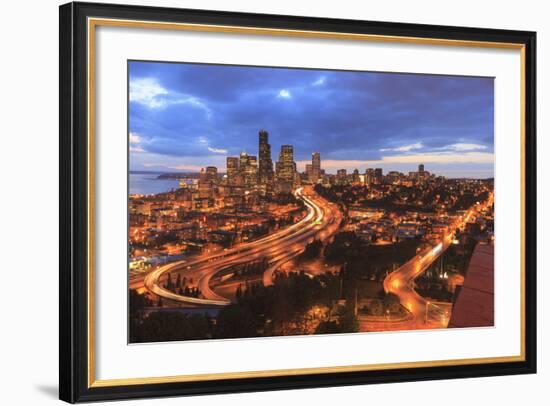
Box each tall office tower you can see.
[374,168,383,183]
[198,167,215,199]
[226,157,239,185]
[336,169,348,185]
[205,166,218,182]
[199,167,206,181]
[352,168,361,184]
[275,145,296,193]
[239,152,258,188]
[275,161,282,176]
[276,145,295,183]
[248,156,258,170]
[387,171,401,184]
[258,130,274,189]
[417,163,430,182]
[364,168,375,186]
[239,151,249,171]
[310,152,321,184]
[249,156,259,188]
[305,164,313,181]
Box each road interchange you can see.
[143,186,342,306]
[140,186,493,330]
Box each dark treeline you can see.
[299,239,323,262]
[415,236,478,302]
[360,197,435,214]
[231,271,343,336]
[129,270,354,343]
[452,191,489,211]
[314,183,490,214]
[163,272,201,298]
[225,257,269,280]
[325,231,421,281]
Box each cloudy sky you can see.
[129,61,494,178]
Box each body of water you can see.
[129,173,180,195]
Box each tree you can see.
[129,289,147,319]
[383,292,401,314]
[315,320,341,334]
[315,305,359,335]
[129,289,149,343]
[370,298,383,316]
[382,292,400,309]
[339,306,360,333]
[324,232,363,262]
[215,304,257,339]
[300,239,323,261]
[135,311,212,342]
[235,284,243,301]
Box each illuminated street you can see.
[142,186,342,305]
[380,192,494,331]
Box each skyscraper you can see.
[416,163,429,182]
[226,157,239,185]
[387,171,401,184]
[275,145,296,193]
[337,169,347,185]
[364,168,375,186]
[374,168,383,184]
[258,130,274,192]
[306,164,313,180]
[276,145,295,183]
[239,152,258,188]
[198,167,216,199]
[205,166,218,182]
[352,168,361,184]
[311,152,321,183]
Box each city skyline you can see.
[129,128,480,195]
[128,60,495,343]
[220,131,432,194]
[129,61,494,178]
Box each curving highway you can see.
[383,192,494,328]
[383,235,454,329]
[143,186,342,306]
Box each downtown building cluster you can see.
[215,130,436,198]
[149,130,441,213]
[225,130,312,195]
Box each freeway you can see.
[383,235,454,329]
[382,192,494,329]
[142,186,342,306]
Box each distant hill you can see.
[130,170,226,179]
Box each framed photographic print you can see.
[59,2,537,403]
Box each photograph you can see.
[127,61,495,343]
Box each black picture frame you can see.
[59,1,537,403]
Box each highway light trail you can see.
[144,186,342,306]
[382,191,494,328]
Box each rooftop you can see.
[448,243,494,328]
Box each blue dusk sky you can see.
[129,61,494,178]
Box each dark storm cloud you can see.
[128,61,494,176]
